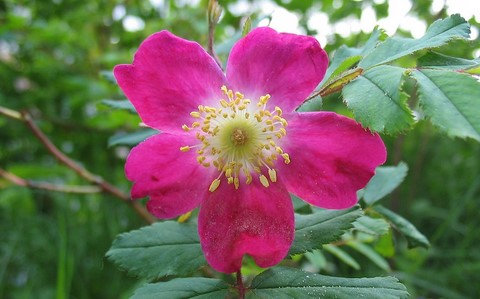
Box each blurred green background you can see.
[1,0,479,298]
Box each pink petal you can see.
[198,179,294,273]
[126,133,213,218]
[279,112,386,209]
[226,27,328,112]
[114,31,227,132]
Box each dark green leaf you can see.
[363,162,409,205]
[418,51,480,73]
[342,65,414,133]
[360,14,470,68]
[100,99,136,113]
[289,206,363,255]
[108,129,157,147]
[412,69,480,141]
[131,278,230,299]
[247,267,409,299]
[106,221,206,279]
[374,205,430,249]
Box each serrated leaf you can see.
[347,241,391,271]
[412,69,480,141]
[342,65,414,133]
[353,216,390,236]
[108,129,157,147]
[106,221,206,279]
[131,278,230,299]
[360,14,470,68]
[363,162,409,205]
[289,206,363,255]
[374,205,430,249]
[247,267,409,299]
[321,27,386,87]
[418,51,480,72]
[323,244,360,270]
[100,99,136,113]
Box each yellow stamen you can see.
[259,175,270,187]
[209,179,221,192]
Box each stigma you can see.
[180,86,290,192]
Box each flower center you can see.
[180,86,290,192]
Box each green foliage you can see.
[363,162,409,205]
[106,221,206,279]
[359,14,471,68]
[247,267,409,299]
[131,278,231,299]
[342,65,413,133]
[289,206,362,255]
[375,206,430,249]
[412,69,480,141]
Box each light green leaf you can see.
[347,241,391,271]
[363,162,409,205]
[374,205,430,249]
[108,129,157,147]
[131,278,230,299]
[360,14,470,68]
[342,65,414,133]
[100,99,136,113]
[353,216,390,236]
[418,51,480,73]
[99,70,117,84]
[321,27,386,87]
[247,267,409,299]
[324,244,360,270]
[289,206,363,255]
[412,69,480,141]
[106,221,206,279]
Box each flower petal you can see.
[114,31,227,132]
[198,179,294,273]
[126,133,213,218]
[279,112,387,209]
[226,27,328,112]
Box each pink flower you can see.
[114,27,386,274]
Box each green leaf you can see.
[247,267,409,299]
[360,14,470,68]
[322,56,362,87]
[99,70,117,84]
[106,221,206,279]
[289,206,363,255]
[108,129,157,147]
[363,162,409,205]
[418,51,480,73]
[374,205,430,249]
[412,69,480,141]
[100,99,136,113]
[342,65,414,133]
[323,244,360,270]
[131,278,230,299]
[321,27,386,87]
[353,216,390,236]
[347,241,391,271]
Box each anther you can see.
[209,179,221,192]
[259,175,270,187]
[180,146,190,152]
[268,169,277,183]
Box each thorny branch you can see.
[0,107,155,224]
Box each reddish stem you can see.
[236,269,245,299]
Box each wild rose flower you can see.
[114,27,386,274]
